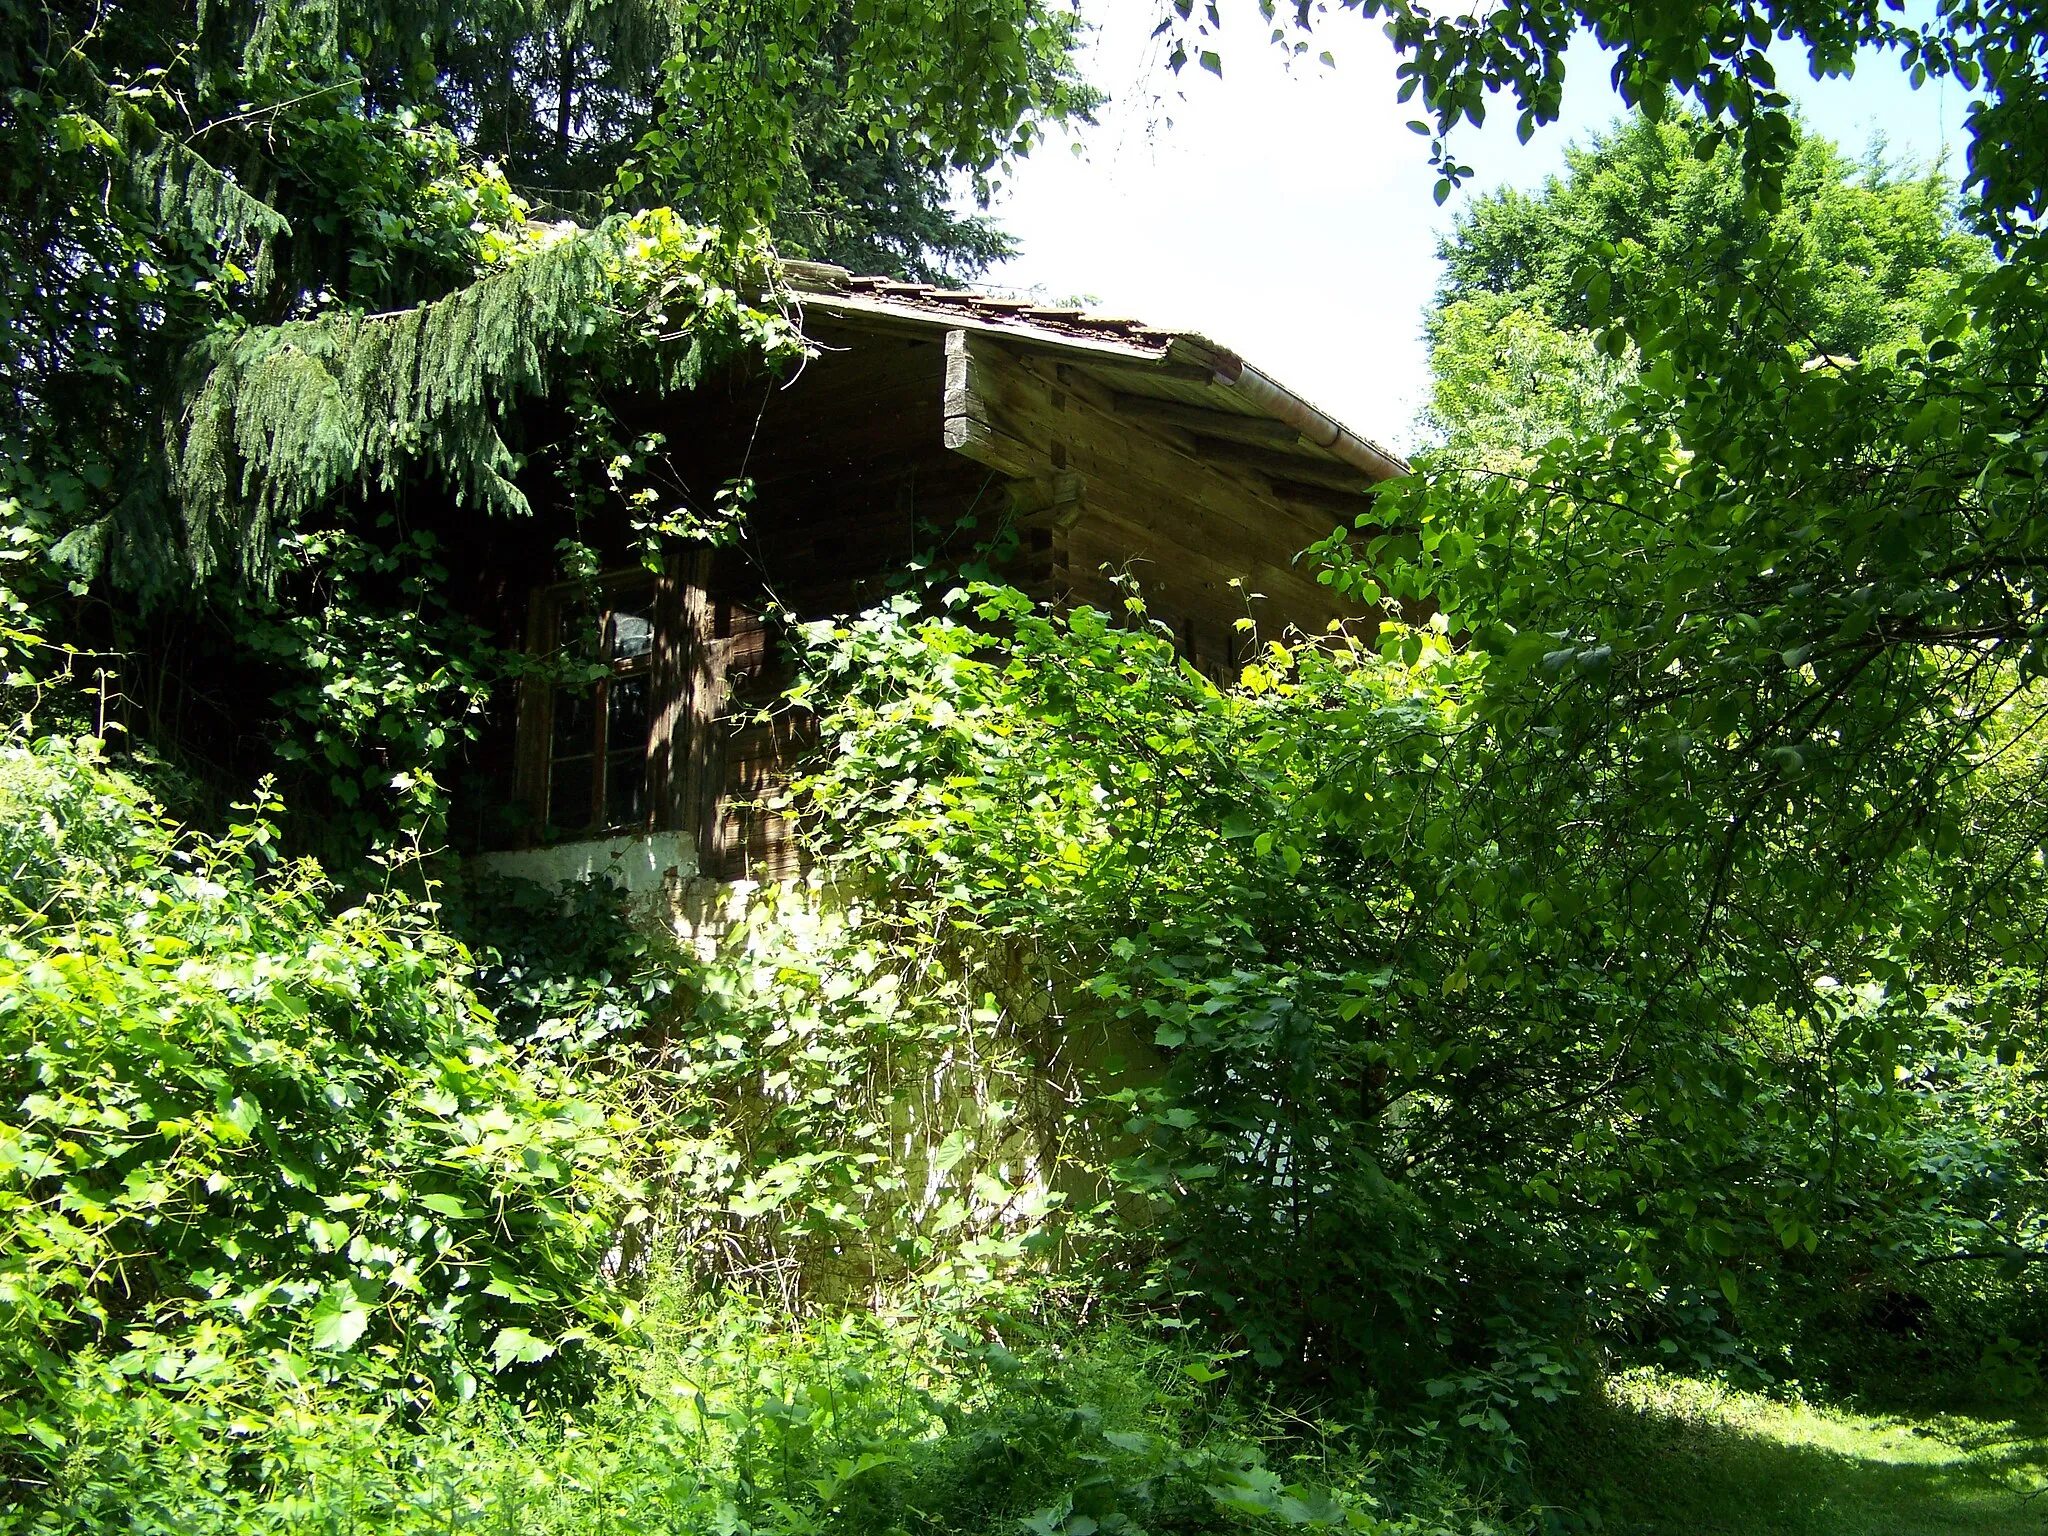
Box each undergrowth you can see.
[9,1273,1520,1535]
[0,736,1521,1534]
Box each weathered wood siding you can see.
[942,329,1359,678]
[471,316,1371,869]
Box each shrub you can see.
[0,739,635,1469]
[7,1281,1484,1536]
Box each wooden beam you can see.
[1053,356,1220,388]
[1008,471,1087,531]
[1190,437,1381,496]
[1110,393,1304,448]
[944,329,1040,478]
[1070,491,1358,634]
[937,328,1372,633]
[1046,361,1120,416]
[672,546,721,874]
[944,412,1040,478]
[1264,480,1378,521]
[982,338,1357,557]
[511,586,551,839]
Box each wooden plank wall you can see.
[941,329,1363,680]
[674,321,1372,877]
[653,325,1007,879]
[668,325,1011,615]
[478,318,1369,866]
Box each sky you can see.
[976,5,1977,452]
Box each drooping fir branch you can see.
[173,210,802,588]
[49,78,292,279]
[98,88,292,275]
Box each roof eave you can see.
[788,279,1412,484]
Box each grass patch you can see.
[12,1292,1520,1535]
[1538,1369,2048,1535]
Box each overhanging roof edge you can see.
[787,281,1411,483]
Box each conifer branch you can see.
[98,86,291,259]
[171,211,802,588]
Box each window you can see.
[539,577,657,835]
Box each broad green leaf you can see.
[490,1327,556,1371]
[310,1284,370,1353]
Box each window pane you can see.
[548,755,594,831]
[556,597,600,663]
[606,751,648,828]
[608,595,654,663]
[608,673,649,747]
[552,686,595,757]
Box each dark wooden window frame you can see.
[507,551,804,880]
[514,569,672,842]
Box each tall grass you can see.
[8,1271,1521,1535]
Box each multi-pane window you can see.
[542,578,656,835]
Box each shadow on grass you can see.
[1533,1375,2048,1536]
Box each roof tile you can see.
[784,262,1180,350]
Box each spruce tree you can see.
[1,0,1093,840]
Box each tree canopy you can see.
[0,0,1098,839]
[9,0,2048,1530]
[1439,113,1981,348]
[1423,110,1987,456]
[0,0,1094,610]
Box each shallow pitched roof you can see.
[779,260,1408,485]
[809,270,1179,351]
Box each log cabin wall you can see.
[474,283,1401,904]
[472,324,995,878]
[939,329,1363,680]
[669,322,1013,615]
[634,322,1012,883]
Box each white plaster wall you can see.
[475,833,767,959]
[476,830,695,896]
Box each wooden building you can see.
[471,260,1404,903]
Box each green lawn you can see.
[1544,1371,2048,1535]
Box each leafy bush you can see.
[783,585,2048,1440]
[0,739,635,1467]
[7,1282,1500,1536]
[455,870,678,1058]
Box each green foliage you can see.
[91,84,293,280]
[622,0,1096,237]
[424,0,1092,278]
[2,0,1095,849]
[4,0,1091,602]
[1249,0,2048,1441]
[12,0,2048,1531]
[173,210,800,591]
[617,877,1071,1308]
[234,525,501,848]
[773,123,1022,285]
[1162,1,2017,214]
[1436,113,1984,359]
[0,739,635,1464]
[1418,299,1631,466]
[455,872,677,1057]
[1320,184,2048,1222]
[9,1287,1492,1536]
[271,106,533,304]
[781,581,2048,1444]
[1369,110,2048,1356]
[787,592,1599,1403]
[1421,111,1986,461]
